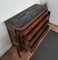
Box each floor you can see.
[0,30,58,60]
[0,47,21,60]
[31,30,58,60]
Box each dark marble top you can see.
[8,4,46,28]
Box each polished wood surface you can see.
[29,22,48,47]
[0,47,21,60]
[27,16,48,41]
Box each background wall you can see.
[40,0,58,25]
[0,0,40,56]
[47,0,58,25]
[0,23,12,56]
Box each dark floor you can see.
[31,30,58,60]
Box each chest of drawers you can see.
[5,4,50,56]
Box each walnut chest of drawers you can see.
[5,4,50,54]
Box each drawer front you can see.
[25,26,49,52]
[27,15,48,41]
[20,15,49,52]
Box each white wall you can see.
[40,0,47,4]
[40,0,58,25]
[47,0,58,25]
[0,0,40,23]
[0,0,40,56]
[0,23,12,56]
